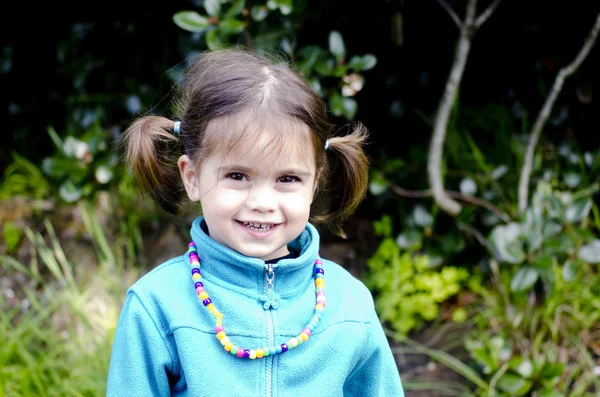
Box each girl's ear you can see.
[178,155,202,201]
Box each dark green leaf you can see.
[564,198,592,223]
[496,373,533,395]
[347,54,377,71]
[223,0,245,19]
[219,19,245,34]
[250,5,269,21]
[59,181,83,203]
[578,239,600,263]
[173,11,210,33]
[205,29,223,50]
[329,93,344,117]
[510,267,539,292]
[297,46,322,73]
[204,0,221,17]
[328,30,345,62]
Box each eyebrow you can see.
[217,164,313,177]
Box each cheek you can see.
[201,188,249,214]
[280,192,313,217]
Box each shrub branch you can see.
[428,0,502,216]
[517,12,600,215]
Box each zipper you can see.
[265,263,276,397]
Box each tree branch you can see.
[429,0,504,217]
[389,183,512,223]
[473,0,502,28]
[517,12,600,215]
[436,0,462,29]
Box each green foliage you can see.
[3,221,22,254]
[365,216,470,336]
[0,152,50,200]
[41,124,120,204]
[0,207,140,397]
[488,180,599,296]
[172,0,377,121]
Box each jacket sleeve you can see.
[106,290,174,397]
[344,299,405,397]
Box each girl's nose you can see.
[246,184,277,212]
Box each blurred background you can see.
[1,0,600,395]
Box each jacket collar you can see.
[189,217,320,299]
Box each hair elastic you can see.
[173,121,181,135]
[324,139,329,150]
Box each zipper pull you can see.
[261,263,280,310]
[265,262,275,290]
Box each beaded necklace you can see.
[187,241,326,359]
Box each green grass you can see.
[0,204,139,397]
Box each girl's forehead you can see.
[203,113,316,167]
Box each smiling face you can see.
[179,117,318,261]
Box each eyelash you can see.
[225,173,301,183]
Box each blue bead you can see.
[281,344,288,353]
[191,268,200,275]
[315,268,324,275]
[202,298,212,306]
[194,281,204,288]
[269,347,277,355]
[276,346,282,354]
[243,350,250,359]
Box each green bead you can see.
[263,348,270,357]
[231,346,238,355]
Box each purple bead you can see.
[194,281,204,289]
[243,349,250,359]
[191,268,200,275]
[202,298,212,306]
[281,344,288,353]
[315,268,324,275]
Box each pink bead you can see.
[317,292,325,298]
[215,325,224,333]
[303,328,312,336]
[236,349,244,358]
[196,286,204,294]
[315,259,323,265]
[188,242,195,247]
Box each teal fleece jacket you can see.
[107,217,404,397]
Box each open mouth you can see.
[239,221,276,231]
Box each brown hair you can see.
[120,47,369,237]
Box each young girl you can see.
[107,48,404,397]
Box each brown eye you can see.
[279,175,300,183]
[226,172,246,181]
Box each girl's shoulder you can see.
[127,254,189,299]
[319,257,376,321]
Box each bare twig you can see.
[436,0,462,28]
[473,0,502,28]
[428,0,503,216]
[389,183,512,223]
[517,12,600,215]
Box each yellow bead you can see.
[256,349,264,358]
[300,332,309,341]
[216,331,226,340]
[315,278,324,288]
[315,303,325,311]
[249,350,257,359]
[192,273,201,280]
[224,342,233,351]
[220,337,230,346]
[199,291,209,300]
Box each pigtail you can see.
[316,122,370,238]
[119,115,184,214]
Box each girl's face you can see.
[180,131,317,261]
